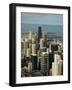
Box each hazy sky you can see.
[21,12,63,25]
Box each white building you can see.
[26,48,31,57]
[28,32,32,40]
[28,62,32,73]
[52,54,63,75]
[32,43,36,55]
[40,38,44,49]
[32,37,36,44]
[23,38,29,55]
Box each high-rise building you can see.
[52,62,59,75]
[40,52,49,75]
[43,32,48,47]
[24,38,29,55]
[54,54,61,63]
[40,38,44,49]
[32,37,36,44]
[37,50,42,70]
[48,52,54,69]
[52,54,63,75]
[28,31,32,40]
[32,43,36,55]
[38,26,42,42]
[31,55,37,70]
[21,27,63,77]
[28,62,32,73]
[58,60,63,75]
[26,48,31,58]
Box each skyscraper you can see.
[28,31,32,40]
[52,54,63,75]
[26,48,31,58]
[21,25,63,77]
[43,32,48,47]
[31,55,37,70]
[48,52,54,69]
[32,43,36,55]
[40,52,49,75]
[38,26,42,42]
[28,62,32,73]
[40,38,44,49]
[24,38,29,55]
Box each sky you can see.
[21,12,63,26]
[21,12,63,40]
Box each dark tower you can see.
[38,26,42,41]
[31,55,37,71]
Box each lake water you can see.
[21,24,63,40]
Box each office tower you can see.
[28,31,32,40]
[26,48,31,58]
[52,62,59,75]
[48,52,54,69]
[43,32,48,47]
[32,37,36,44]
[28,62,32,73]
[24,38,29,55]
[58,60,63,75]
[40,38,44,49]
[38,26,42,42]
[32,43,36,55]
[54,54,61,63]
[37,50,42,70]
[40,52,49,75]
[31,55,37,70]
[52,60,63,75]
[52,54,63,75]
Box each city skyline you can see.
[21,13,63,40]
[21,12,63,77]
[21,26,63,77]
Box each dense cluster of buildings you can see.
[21,26,63,77]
